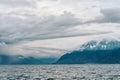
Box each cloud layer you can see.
[0,0,120,57]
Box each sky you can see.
[0,0,120,58]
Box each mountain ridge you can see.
[0,54,57,64]
[56,39,120,64]
[80,39,120,50]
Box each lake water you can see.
[0,65,120,80]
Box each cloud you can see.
[0,0,36,7]
[21,46,71,57]
[87,8,120,23]
[0,11,82,44]
[100,8,120,23]
[0,0,120,57]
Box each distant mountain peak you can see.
[80,39,120,50]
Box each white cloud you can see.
[0,0,36,7]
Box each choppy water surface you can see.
[0,65,120,80]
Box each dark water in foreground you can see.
[0,65,120,80]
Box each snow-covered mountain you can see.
[56,39,120,64]
[80,39,120,50]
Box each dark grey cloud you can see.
[87,8,120,23]
[0,11,81,44]
[100,8,120,23]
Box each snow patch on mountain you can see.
[80,38,120,50]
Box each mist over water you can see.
[0,65,120,80]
